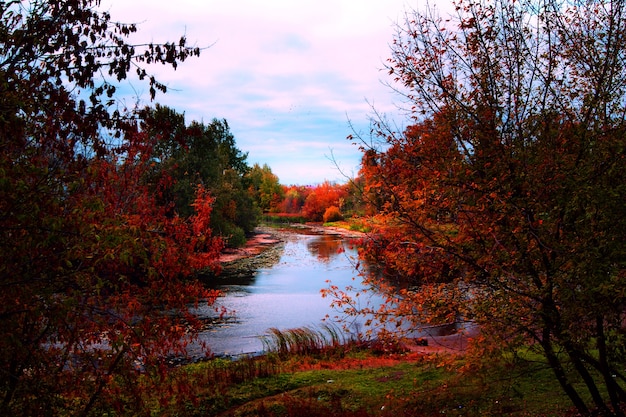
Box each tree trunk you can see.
[541,329,590,416]
[596,315,625,416]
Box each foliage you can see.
[302,181,348,222]
[261,212,308,224]
[142,105,260,247]
[247,163,284,213]
[346,0,626,415]
[266,182,350,222]
[340,176,368,217]
[323,206,344,223]
[278,185,310,214]
[0,1,223,415]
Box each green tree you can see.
[247,163,284,212]
[142,105,259,246]
[0,1,219,415]
[342,0,626,415]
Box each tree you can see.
[279,185,310,214]
[344,0,626,414]
[340,175,368,217]
[322,206,343,223]
[142,105,260,247]
[247,163,284,213]
[302,181,347,222]
[0,1,221,415]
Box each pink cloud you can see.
[102,0,415,184]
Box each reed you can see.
[261,324,350,356]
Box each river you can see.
[190,227,383,358]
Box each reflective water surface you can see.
[190,230,381,357]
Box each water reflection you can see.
[189,230,381,358]
[306,234,343,261]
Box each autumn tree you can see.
[0,1,222,415]
[344,0,626,415]
[340,175,368,217]
[302,181,347,222]
[141,105,259,247]
[279,185,310,214]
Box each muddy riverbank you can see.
[217,224,364,275]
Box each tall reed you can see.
[261,324,349,356]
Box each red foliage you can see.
[1,123,224,414]
[279,185,311,213]
[0,1,217,412]
[348,0,626,411]
[302,181,347,222]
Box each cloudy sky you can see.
[103,0,420,185]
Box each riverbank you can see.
[153,341,574,417]
[218,223,364,264]
[219,226,284,263]
[215,224,476,358]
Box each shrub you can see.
[323,206,343,223]
[219,223,247,247]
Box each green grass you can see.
[323,219,372,233]
[139,339,580,417]
[171,357,573,416]
[261,213,308,224]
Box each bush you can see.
[323,206,343,223]
[219,223,247,247]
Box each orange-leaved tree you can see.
[279,185,311,214]
[302,181,347,222]
[0,1,223,415]
[336,0,626,415]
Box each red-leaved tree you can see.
[331,0,626,415]
[302,181,347,222]
[0,1,223,415]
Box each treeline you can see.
[139,104,364,247]
[252,173,365,224]
[140,105,259,247]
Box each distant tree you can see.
[280,185,310,214]
[323,206,343,223]
[302,181,348,222]
[0,1,222,415]
[337,0,626,415]
[247,163,284,213]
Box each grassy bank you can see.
[261,213,308,224]
[122,327,578,417]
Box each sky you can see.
[102,0,421,185]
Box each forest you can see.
[1,0,626,416]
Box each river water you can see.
[190,228,383,358]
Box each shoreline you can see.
[218,223,365,264]
[214,224,475,357]
[218,226,284,263]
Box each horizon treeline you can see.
[139,104,366,244]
